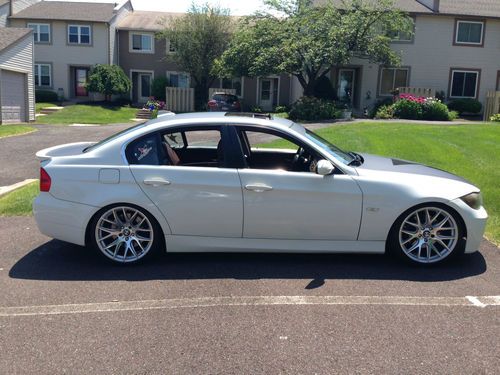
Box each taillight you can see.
[234,101,241,109]
[208,100,217,107]
[40,167,51,192]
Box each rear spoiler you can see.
[36,142,96,162]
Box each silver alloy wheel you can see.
[399,207,459,264]
[95,206,154,263]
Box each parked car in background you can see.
[208,93,241,112]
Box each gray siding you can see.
[11,0,39,14]
[0,32,35,121]
[0,3,9,27]
[109,2,132,65]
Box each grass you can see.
[35,103,138,125]
[0,181,39,216]
[35,102,59,113]
[264,122,500,244]
[0,125,36,138]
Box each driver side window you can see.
[238,128,319,173]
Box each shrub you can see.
[151,76,168,101]
[370,98,393,118]
[392,98,423,120]
[35,90,58,102]
[447,98,482,114]
[251,106,263,113]
[422,99,452,121]
[375,105,394,119]
[143,99,165,119]
[86,64,131,101]
[490,114,500,122]
[274,105,288,113]
[289,96,339,121]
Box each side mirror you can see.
[316,159,335,176]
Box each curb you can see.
[0,179,38,198]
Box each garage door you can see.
[1,70,26,124]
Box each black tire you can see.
[88,203,164,265]
[387,203,466,266]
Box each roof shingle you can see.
[10,1,117,23]
[0,27,32,53]
[117,10,184,31]
[438,0,500,19]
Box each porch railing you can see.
[484,91,500,121]
[165,87,194,113]
[397,87,436,98]
[209,88,237,98]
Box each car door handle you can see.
[245,184,273,192]
[143,178,171,187]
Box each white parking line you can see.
[0,295,499,317]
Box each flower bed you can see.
[375,94,457,121]
[143,98,166,119]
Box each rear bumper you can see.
[449,198,488,254]
[33,193,97,246]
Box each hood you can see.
[356,153,474,185]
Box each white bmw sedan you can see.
[34,113,487,265]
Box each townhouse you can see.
[307,0,500,113]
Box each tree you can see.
[215,0,414,97]
[86,64,131,102]
[157,3,234,109]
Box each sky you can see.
[48,0,267,15]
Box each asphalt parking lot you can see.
[0,216,499,374]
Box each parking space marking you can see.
[0,295,499,317]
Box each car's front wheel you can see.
[388,204,466,265]
[89,204,162,264]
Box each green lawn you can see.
[35,102,59,113]
[0,181,39,216]
[265,122,500,244]
[0,125,36,138]
[35,104,138,125]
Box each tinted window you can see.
[127,133,160,165]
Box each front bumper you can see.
[33,193,97,246]
[449,198,488,253]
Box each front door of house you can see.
[259,78,274,111]
[75,68,89,97]
[138,73,152,102]
[338,69,355,104]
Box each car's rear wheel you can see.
[90,205,162,264]
[388,204,466,265]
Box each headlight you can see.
[460,192,483,210]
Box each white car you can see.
[34,113,487,265]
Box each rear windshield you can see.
[83,123,147,153]
[213,94,238,103]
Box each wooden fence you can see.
[398,87,436,98]
[165,87,194,113]
[209,88,237,98]
[484,91,500,121]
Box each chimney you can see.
[416,0,440,12]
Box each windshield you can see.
[83,123,147,153]
[304,129,354,165]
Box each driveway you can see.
[0,216,498,374]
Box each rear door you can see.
[128,126,243,238]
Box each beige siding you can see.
[11,0,40,14]
[0,33,35,121]
[0,4,9,27]
[109,2,133,65]
[11,19,110,99]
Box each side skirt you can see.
[165,235,385,254]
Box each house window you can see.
[68,25,91,45]
[450,70,479,98]
[131,33,154,53]
[379,68,409,96]
[167,72,190,88]
[388,30,413,42]
[455,20,484,45]
[221,77,243,97]
[34,64,51,87]
[28,23,50,43]
[167,40,176,53]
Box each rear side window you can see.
[127,133,160,165]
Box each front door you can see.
[259,78,274,111]
[236,127,363,240]
[337,69,355,104]
[75,68,89,97]
[138,73,152,102]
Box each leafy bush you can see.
[289,96,340,121]
[86,64,131,101]
[435,90,446,102]
[251,106,263,113]
[35,90,58,102]
[314,76,336,101]
[375,105,394,119]
[447,98,482,114]
[392,99,423,120]
[143,99,165,119]
[422,99,453,121]
[370,98,393,118]
[491,114,500,122]
[274,105,288,113]
[151,76,168,101]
